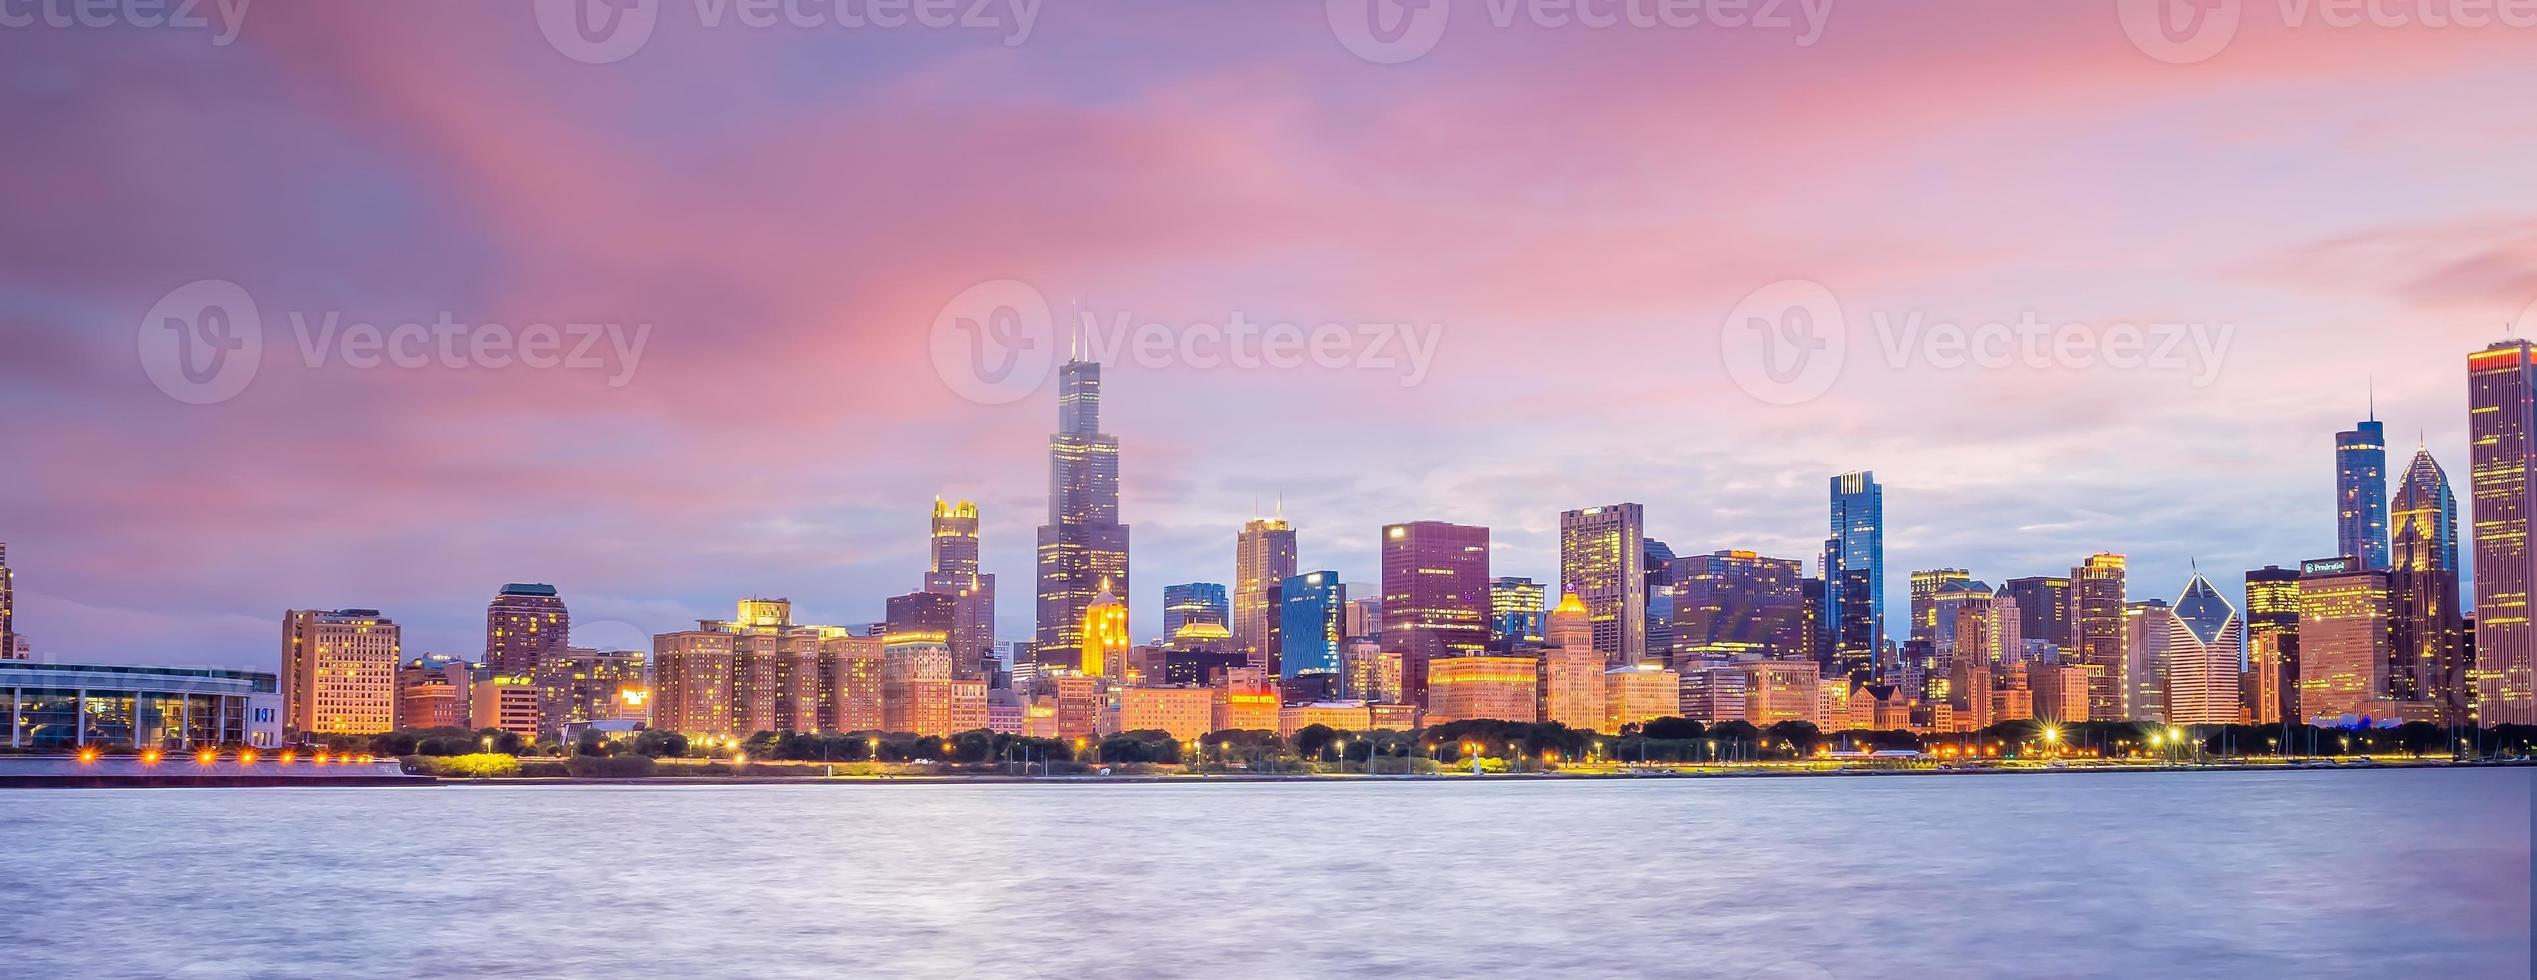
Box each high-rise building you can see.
[1234,517,1298,670]
[1824,472,1887,684]
[2001,576,2075,648]
[2390,446,2470,724]
[822,633,885,733]
[282,609,401,737]
[2470,340,2537,725]
[2244,566,2303,726]
[1381,521,1491,703]
[2298,556,2392,724]
[394,655,471,731]
[531,647,648,735]
[1343,587,1381,641]
[484,584,568,675]
[651,599,829,738]
[1035,355,1130,671]
[2337,417,2394,571]
[1672,550,1811,666]
[1909,569,1974,641]
[1604,662,1683,733]
[2166,574,2245,725]
[886,590,959,647]
[1490,576,1548,649]
[1279,571,1347,678]
[1644,539,1677,660]
[925,499,997,680]
[882,637,962,738]
[1538,594,1606,731]
[2069,554,2129,722]
[2125,599,2175,724]
[1163,582,1230,643]
[1560,504,1647,663]
[1079,586,1129,682]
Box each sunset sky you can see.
[5,1,2536,670]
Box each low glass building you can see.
[2,662,283,750]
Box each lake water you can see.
[4,769,2528,979]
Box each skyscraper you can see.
[925,498,997,680]
[1538,594,1606,730]
[1381,521,1491,704]
[1643,538,1677,660]
[1559,503,1647,663]
[2389,446,2469,724]
[1079,586,1129,682]
[1233,517,1298,670]
[1278,571,1346,678]
[2070,554,2129,722]
[484,583,568,675]
[2298,556,2390,724]
[1824,472,1886,684]
[1163,582,1230,642]
[282,608,401,737]
[1490,576,1548,649]
[1909,568,1974,641]
[2469,340,2537,725]
[2125,599,2174,724]
[2244,565,2303,725]
[2001,576,2075,649]
[1035,355,1130,669]
[2336,416,2393,571]
[2166,574,2245,725]
[1672,550,1811,666]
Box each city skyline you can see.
[5,5,2535,670]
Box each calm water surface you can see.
[4,770,2529,979]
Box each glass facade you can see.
[3,663,279,749]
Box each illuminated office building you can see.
[470,673,541,739]
[882,637,960,738]
[2125,599,2174,724]
[1163,582,1230,643]
[2243,565,2303,725]
[531,647,647,735]
[1909,569,1974,642]
[1080,586,1130,682]
[1234,517,1298,670]
[282,608,401,737]
[394,655,471,731]
[1490,576,1548,649]
[1035,354,1131,671]
[1119,686,1216,741]
[2165,574,2244,725]
[1538,595,1606,731]
[1425,655,1539,725]
[2470,340,2537,725]
[2389,446,2470,724]
[2298,557,2391,724]
[483,584,568,675]
[1561,503,1647,663]
[2337,416,2393,571]
[1213,667,1279,732]
[1381,521,1491,703]
[2070,554,2129,721]
[1824,472,1886,683]
[1604,662,1682,733]
[1340,640,1404,704]
[1671,550,1811,666]
[650,599,831,738]
[1278,571,1346,679]
[2001,575,2074,649]
[925,499,997,679]
[1645,539,1677,657]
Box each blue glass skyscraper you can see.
[1162,582,1229,640]
[1823,471,1886,684]
[1278,571,1346,678]
[2337,416,2391,571]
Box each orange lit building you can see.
[1367,702,1420,731]
[394,656,469,731]
[823,633,886,732]
[470,674,541,739]
[1120,685,1216,741]
[1081,586,1130,682]
[883,638,958,737]
[1603,662,1681,732]
[1426,655,1540,724]
[1539,594,1608,731]
[1214,667,1279,732]
[1053,673,1104,741]
[282,608,401,737]
[1279,701,1374,737]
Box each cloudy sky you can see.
[4,1,2535,670]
